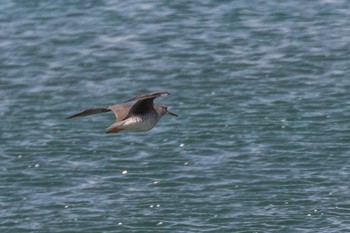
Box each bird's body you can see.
[67,91,177,134]
[106,109,159,133]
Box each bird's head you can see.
[155,105,178,117]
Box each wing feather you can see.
[109,104,132,122]
[66,107,111,119]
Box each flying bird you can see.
[66,91,177,134]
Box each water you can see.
[1,0,350,232]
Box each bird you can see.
[66,91,178,134]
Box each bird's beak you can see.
[167,109,178,117]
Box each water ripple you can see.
[1,0,350,232]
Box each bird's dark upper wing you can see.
[124,91,170,103]
[121,91,170,120]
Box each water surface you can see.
[1,0,350,232]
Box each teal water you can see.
[1,1,350,232]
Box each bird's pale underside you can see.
[66,91,178,134]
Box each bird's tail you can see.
[106,121,125,134]
[66,107,111,119]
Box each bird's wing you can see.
[124,91,170,103]
[122,91,170,119]
[109,104,132,122]
[66,104,131,121]
[66,107,111,119]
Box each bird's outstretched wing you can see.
[124,91,170,103]
[66,104,132,121]
[121,91,170,119]
[66,107,111,119]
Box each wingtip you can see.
[152,91,170,96]
[66,114,79,119]
[124,91,170,103]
